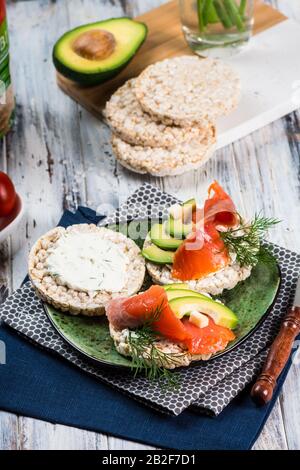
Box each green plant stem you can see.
[203,0,213,25]
[239,0,247,17]
[223,0,245,31]
[213,0,232,29]
[197,0,205,32]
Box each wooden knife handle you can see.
[251,306,300,406]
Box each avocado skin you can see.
[163,283,189,291]
[53,55,130,86]
[166,289,209,301]
[53,18,148,86]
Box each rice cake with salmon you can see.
[106,285,236,369]
[142,181,255,295]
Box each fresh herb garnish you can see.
[220,214,280,267]
[127,302,185,389]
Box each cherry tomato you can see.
[0,171,17,217]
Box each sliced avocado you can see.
[150,223,183,250]
[169,296,238,329]
[53,18,147,85]
[165,218,192,240]
[182,198,197,223]
[168,203,183,221]
[142,244,174,265]
[183,198,197,210]
[163,283,190,291]
[166,289,209,301]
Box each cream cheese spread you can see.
[46,231,128,292]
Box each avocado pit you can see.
[72,29,116,61]
[53,18,147,85]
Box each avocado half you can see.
[53,17,148,86]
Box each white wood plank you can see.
[0,412,19,450]
[280,362,300,450]
[18,418,109,450]
[1,0,299,451]
[253,400,288,450]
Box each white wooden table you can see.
[0,0,299,450]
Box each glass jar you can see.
[0,0,14,138]
[179,0,254,58]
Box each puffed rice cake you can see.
[135,56,240,127]
[105,78,210,148]
[143,236,252,296]
[109,324,212,369]
[112,124,216,176]
[28,224,145,316]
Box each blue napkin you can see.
[0,207,293,450]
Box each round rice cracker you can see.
[135,56,240,127]
[109,324,212,369]
[112,125,216,177]
[28,224,145,316]
[105,78,210,148]
[143,237,252,296]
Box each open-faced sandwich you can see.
[29,224,145,316]
[142,181,277,295]
[107,284,237,370]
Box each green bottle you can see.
[0,0,14,138]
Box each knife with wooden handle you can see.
[251,276,300,406]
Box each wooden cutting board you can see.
[57,0,286,117]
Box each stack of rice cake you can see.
[105,56,240,176]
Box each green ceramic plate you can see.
[44,222,281,369]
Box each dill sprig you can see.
[127,301,185,389]
[220,214,280,267]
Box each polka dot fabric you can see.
[0,183,299,417]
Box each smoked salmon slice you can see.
[204,180,239,228]
[106,285,188,342]
[172,222,230,281]
[172,181,237,281]
[182,317,235,355]
[192,181,238,228]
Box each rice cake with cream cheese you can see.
[29,224,145,316]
